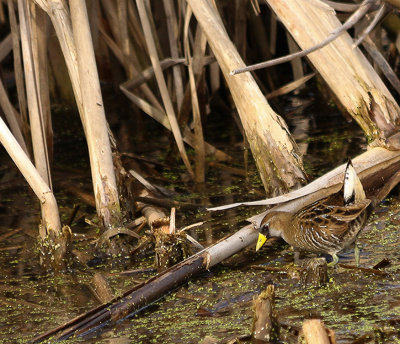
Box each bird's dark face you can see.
[256,221,270,252]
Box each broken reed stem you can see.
[70,0,122,229]
[186,0,306,194]
[136,0,194,180]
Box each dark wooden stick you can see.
[31,254,206,342]
[31,225,258,342]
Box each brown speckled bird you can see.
[256,161,371,266]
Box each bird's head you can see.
[255,211,285,251]
[256,222,269,252]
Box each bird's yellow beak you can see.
[256,233,267,252]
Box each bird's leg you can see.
[354,242,362,267]
[293,250,301,265]
[327,253,339,267]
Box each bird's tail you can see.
[343,160,366,204]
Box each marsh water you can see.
[0,95,399,343]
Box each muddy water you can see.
[0,99,399,343]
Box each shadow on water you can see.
[0,94,399,343]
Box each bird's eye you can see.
[260,223,269,234]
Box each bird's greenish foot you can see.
[327,253,339,267]
[354,242,362,267]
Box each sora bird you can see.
[256,160,371,266]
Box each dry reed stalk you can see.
[99,28,163,112]
[0,1,4,23]
[101,0,133,78]
[127,0,148,53]
[210,147,400,212]
[120,85,170,127]
[87,0,100,51]
[17,0,71,269]
[267,0,400,146]
[0,116,62,256]
[122,57,186,90]
[7,0,29,145]
[361,35,400,95]
[178,23,207,127]
[184,7,205,183]
[120,85,231,162]
[98,6,163,110]
[136,0,194,179]
[286,32,305,91]
[266,73,315,99]
[143,0,164,57]
[117,0,134,78]
[30,3,53,163]
[33,0,85,117]
[234,0,248,59]
[47,35,76,105]
[163,0,185,111]
[70,0,122,228]
[0,26,26,154]
[0,33,12,61]
[269,12,277,55]
[98,25,125,65]
[209,61,220,94]
[0,78,28,154]
[186,0,306,195]
[117,0,129,55]
[18,0,51,186]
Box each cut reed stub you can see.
[299,258,328,287]
[301,319,336,344]
[251,284,278,343]
[152,217,192,272]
